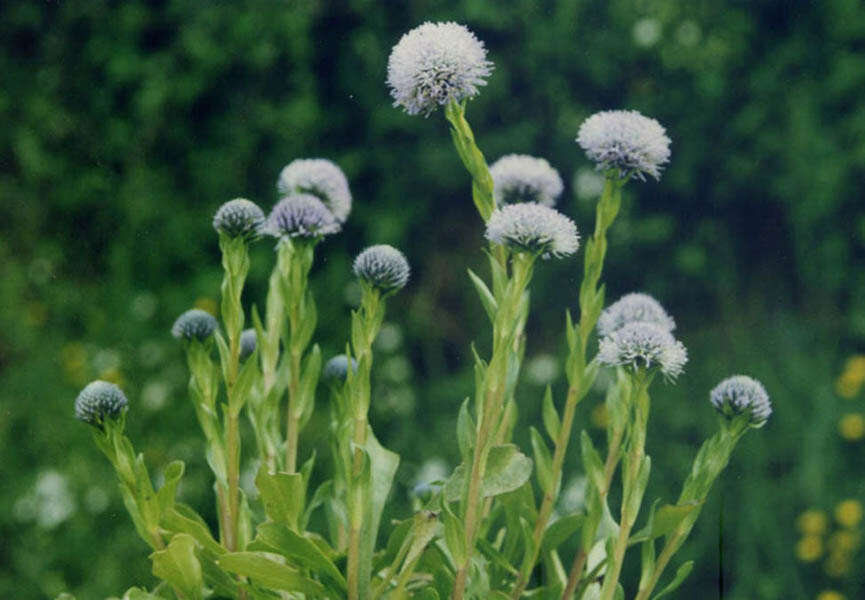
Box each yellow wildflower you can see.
[796,535,823,562]
[797,510,828,536]
[827,530,859,552]
[835,500,863,528]
[816,591,845,600]
[838,413,865,441]
[836,355,865,398]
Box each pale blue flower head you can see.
[239,328,257,361]
[490,154,564,207]
[597,293,676,338]
[710,375,772,427]
[353,245,410,292]
[263,194,341,239]
[171,309,218,342]
[212,198,265,239]
[277,159,352,223]
[323,354,358,383]
[75,380,128,427]
[387,21,493,116]
[577,110,671,181]
[485,202,579,258]
[597,321,687,379]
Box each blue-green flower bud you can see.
[323,354,358,382]
[171,309,218,342]
[212,198,265,239]
[75,380,128,426]
[239,328,257,360]
[710,375,772,427]
[353,245,410,292]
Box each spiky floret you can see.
[597,321,687,379]
[212,198,266,239]
[489,154,564,207]
[387,21,493,116]
[323,354,358,382]
[485,202,579,257]
[171,309,218,342]
[597,292,676,338]
[277,159,352,223]
[353,244,410,292]
[239,328,257,360]
[263,194,341,239]
[710,375,772,427]
[577,110,671,181]
[75,380,129,426]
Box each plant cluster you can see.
[69,21,771,600]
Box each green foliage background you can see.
[2,1,864,598]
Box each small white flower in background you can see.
[14,470,76,529]
[141,380,170,411]
[597,292,676,338]
[353,245,411,292]
[632,18,662,48]
[413,457,449,497]
[387,21,492,116]
[710,375,772,427]
[490,154,564,207]
[597,321,687,379]
[277,159,352,223]
[577,110,671,181]
[574,167,606,202]
[323,354,358,383]
[486,202,580,258]
[526,354,560,385]
[263,194,341,239]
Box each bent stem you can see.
[511,175,623,599]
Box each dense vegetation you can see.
[2,1,865,598]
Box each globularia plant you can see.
[70,20,771,600]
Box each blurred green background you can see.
[3,1,865,598]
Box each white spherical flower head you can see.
[75,380,129,427]
[212,198,265,239]
[387,21,492,116]
[577,110,671,180]
[710,375,772,427]
[353,244,410,292]
[277,159,352,223]
[490,154,564,207]
[172,309,218,342]
[597,292,676,338]
[264,194,341,239]
[597,321,688,379]
[485,203,580,258]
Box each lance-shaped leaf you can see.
[156,460,185,513]
[467,268,498,322]
[216,552,326,595]
[652,561,694,600]
[542,385,560,441]
[530,427,555,496]
[150,534,203,600]
[250,521,346,592]
[443,444,533,502]
[255,467,304,530]
[542,513,585,552]
[457,398,475,462]
[161,503,224,556]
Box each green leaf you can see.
[230,347,260,415]
[652,561,694,600]
[542,513,584,551]
[214,331,231,384]
[298,344,322,426]
[253,521,346,591]
[482,444,533,498]
[581,431,606,493]
[442,502,466,567]
[121,589,163,600]
[255,467,303,530]
[216,552,326,595]
[467,268,497,322]
[650,502,701,539]
[542,385,560,442]
[457,398,475,462]
[156,460,185,513]
[530,427,555,496]
[161,504,223,556]
[150,534,203,600]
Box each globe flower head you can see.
[597,321,688,379]
[353,245,410,293]
[263,194,341,239]
[490,154,564,207]
[597,292,676,338]
[710,375,772,427]
[485,202,580,258]
[277,159,352,223]
[212,198,265,239]
[75,380,128,427]
[387,21,493,116]
[171,309,218,342]
[323,354,358,383]
[239,328,257,361]
[577,110,671,181]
